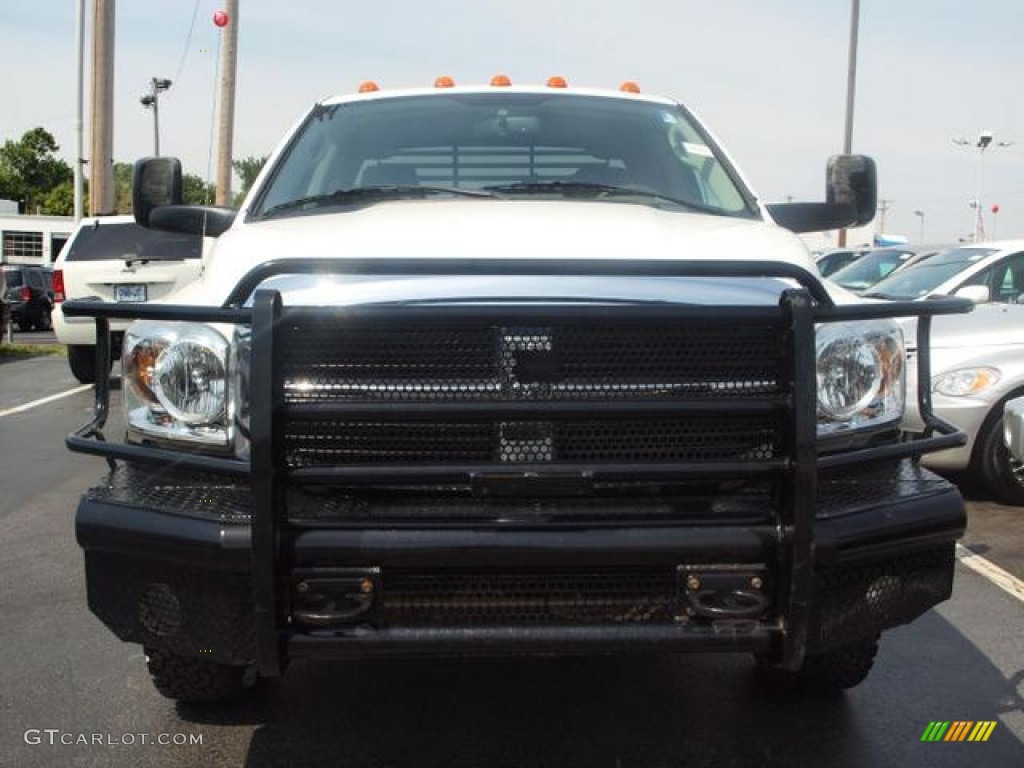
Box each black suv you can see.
[2,265,54,332]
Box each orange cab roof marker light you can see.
[619,81,641,93]
[434,76,456,88]
[358,81,380,93]
[546,76,568,88]
[490,74,512,87]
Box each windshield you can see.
[864,247,996,299]
[251,92,758,219]
[830,249,916,290]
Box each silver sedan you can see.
[903,302,1024,505]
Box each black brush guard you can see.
[64,258,971,676]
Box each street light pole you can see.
[838,0,860,248]
[140,77,172,157]
[953,131,1012,243]
[913,209,925,242]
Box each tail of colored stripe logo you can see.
[968,721,997,742]
[921,721,996,742]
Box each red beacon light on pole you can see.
[213,10,229,27]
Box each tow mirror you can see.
[766,154,877,233]
[826,154,877,228]
[132,157,183,227]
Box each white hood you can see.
[189,200,817,305]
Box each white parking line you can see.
[956,543,1024,603]
[0,384,93,419]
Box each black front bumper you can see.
[77,459,964,668]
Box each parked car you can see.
[828,245,949,294]
[814,247,870,277]
[2,264,54,331]
[861,240,1024,304]
[1005,396,1024,464]
[53,215,204,383]
[902,302,1024,505]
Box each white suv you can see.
[53,215,204,382]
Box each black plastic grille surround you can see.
[279,319,786,469]
[381,569,680,626]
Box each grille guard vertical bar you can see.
[251,290,284,676]
[779,289,817,669]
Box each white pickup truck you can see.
[64,80,971,704]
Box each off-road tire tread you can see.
[755,636,879,693]
[145,647,249,704]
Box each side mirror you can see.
[132,157,183,227]
[765,154,878,233]
[826,155,877,228]
[953,284,990,304]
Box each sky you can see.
[2,0,1023,246]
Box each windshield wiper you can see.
[482,181,724,214]
[860,290,898,300]
[261,185,499,218]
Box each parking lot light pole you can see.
[953,131,1012,243]
[837,0,860,248]
[913,209,925,242]
[140,77,172,157]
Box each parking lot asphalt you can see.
[1,353,1021,767]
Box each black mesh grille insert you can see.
[278,317,788,472]
[284,415,782,467]
[381,569,680,626]
[279,320,784,403]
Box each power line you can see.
[172,0,203,86]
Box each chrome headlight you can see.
[816,321,904,434]
[933,367,1000,397]
[123,321,232,449]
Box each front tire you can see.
[67,344,99,384]
[145,647,256,705]
[754,636,879,693]
[976,412,1024,506]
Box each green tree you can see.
[232,155,268,205]
[183,173,216,205]
[39,180,78,215]
[113,162,134,213]
[0,127,72,212]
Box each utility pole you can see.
[876,199,891,237]
[74,0,85,221]
[90,0,116,216]
[215,0,239,206]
